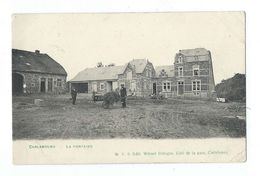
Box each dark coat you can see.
[120,87,127,97]
[71,89,77,97]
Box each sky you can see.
[12,12,245,84]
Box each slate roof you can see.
[129,59,148,73]
[12,49,67,76]
[179,48,209,56]
[155,65,175,78]
[70,65,127,82]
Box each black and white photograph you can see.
[11,12,246,164]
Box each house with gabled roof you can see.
[70,48,216,99]
[12,49,67,94]
[70,64,128,94]
[153,65,176,98]
[70,59,156,97]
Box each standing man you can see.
[71,88,77,105]
[120,84,127,108]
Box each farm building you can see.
[153,65,176,98]
[12,49,67,94]
[70,48,216,98]
[70,59,155,97]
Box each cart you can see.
[92,91,121,109]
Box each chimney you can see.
[35,50,40,54]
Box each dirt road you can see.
[13,94,246,140]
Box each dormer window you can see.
[160,69,168,77]
[193,65,200,76]
[177,55,183,64]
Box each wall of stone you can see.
[13,71,67,94]
[117,62,155,97]
[68,51,215,99]
[152,77,177,97]
[134,62,155,97]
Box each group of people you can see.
[71,84,127,108]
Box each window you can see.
[146,69,151,77]
[177,66,183,77]
[57,79,62,87]
[100,82,105,90]
[177,55,183,63]
[160,69,168,77]
[92,82,97,92]
[112,81,118,90]
[162,81,171,92]
[192,80,201,95]
[131,81,136,91]
[193,65,200,76]
[48,78,53,92]
[127,71,132,80]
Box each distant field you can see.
[12,94,246,140]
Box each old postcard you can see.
[12,12,246,164]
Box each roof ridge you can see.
[155,65,173,67]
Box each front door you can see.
[153,83,156,94]
[92,82,97,92]
[12,73,24,94]
[107,81,112,92]
[177,81,184,95]
[40,78,46,93]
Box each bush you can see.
[102,91,121,108]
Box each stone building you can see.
[153,65,175,98]
[70,48,216,99]
[70,59,155,97]
[12,49,67,94]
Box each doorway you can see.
[92,82,97,92]
[72,83,88,93]
[152,83,156,94]
[12,73,23,94]
[40,78,46,93]
[177,81,184,95]
[107,81,112,92]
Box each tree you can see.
[107,63,115,67]
[97,62,104,67]
[215,73,246,102]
